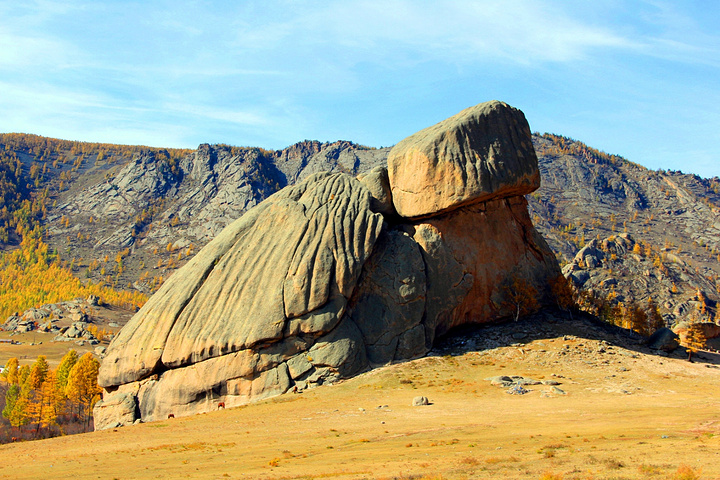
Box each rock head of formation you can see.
[94,101,562,429]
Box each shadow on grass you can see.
[430,307,720,368]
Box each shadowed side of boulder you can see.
[349,229,427,364]
[412,196,560,337]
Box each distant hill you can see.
[528,134,720,327]
[1,132,719,330]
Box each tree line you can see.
[1,350,101,442]
[0,228,147,319]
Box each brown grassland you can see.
[0,331,97,367]
[1,316,718,480]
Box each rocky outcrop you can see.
[2,298,107,347]
[529,134,720,329]
[95,101,560,429]
[55,141,388,255]
[562,233,718,329]
[388,101,539,218]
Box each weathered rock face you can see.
[95,101,560,430]
[387,100,539,218]
[409,196,559,338]
[99,172,383,422]
[348,229,427,364]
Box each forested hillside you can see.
[528,134,720,329]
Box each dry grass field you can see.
[0,304,132,367]
[0,330,95,367]
[1,314,719,480]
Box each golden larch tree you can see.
[65,353,102,428]
[682,323,707,362]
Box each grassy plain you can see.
[1,317,718,480]
[0,331,95,367]
[0,304,132,367]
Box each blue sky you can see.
[1,1,718,177]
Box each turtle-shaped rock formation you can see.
[94,101,561,429]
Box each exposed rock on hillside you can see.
[528,134,720,325]
[95,101,560,429]
[562,231,718,329]
[53,141,388,254]
[3,297,108,346]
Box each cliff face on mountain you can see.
[50,141,388,262]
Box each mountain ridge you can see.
[1,132,719,333]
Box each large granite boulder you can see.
[95,101,560,430]
[98,172,383,424]
[387,100,539,218]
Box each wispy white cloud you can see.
[0,0,718,175]
[163,103,270,127]
[226,0,638,68]
[0,31,76,69]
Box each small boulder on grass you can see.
[412,396,430,406]
[551,386,566,395]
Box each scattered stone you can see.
[551,386,566,395]
[507,385,529,395]
[412,396,430,406]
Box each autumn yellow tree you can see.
[646,297,664,335]
[65,353,101,428]
[1,357,19,385]
[2,384,26,427]
[3,362,32,428]
[17,364,30,388]
[682,324,707,362]
[502,278,540,322]
[550,275,576,316]
[24,356,53,432]
[624,303,648,335]
[38,370,60,429]
[54,349,78,415]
